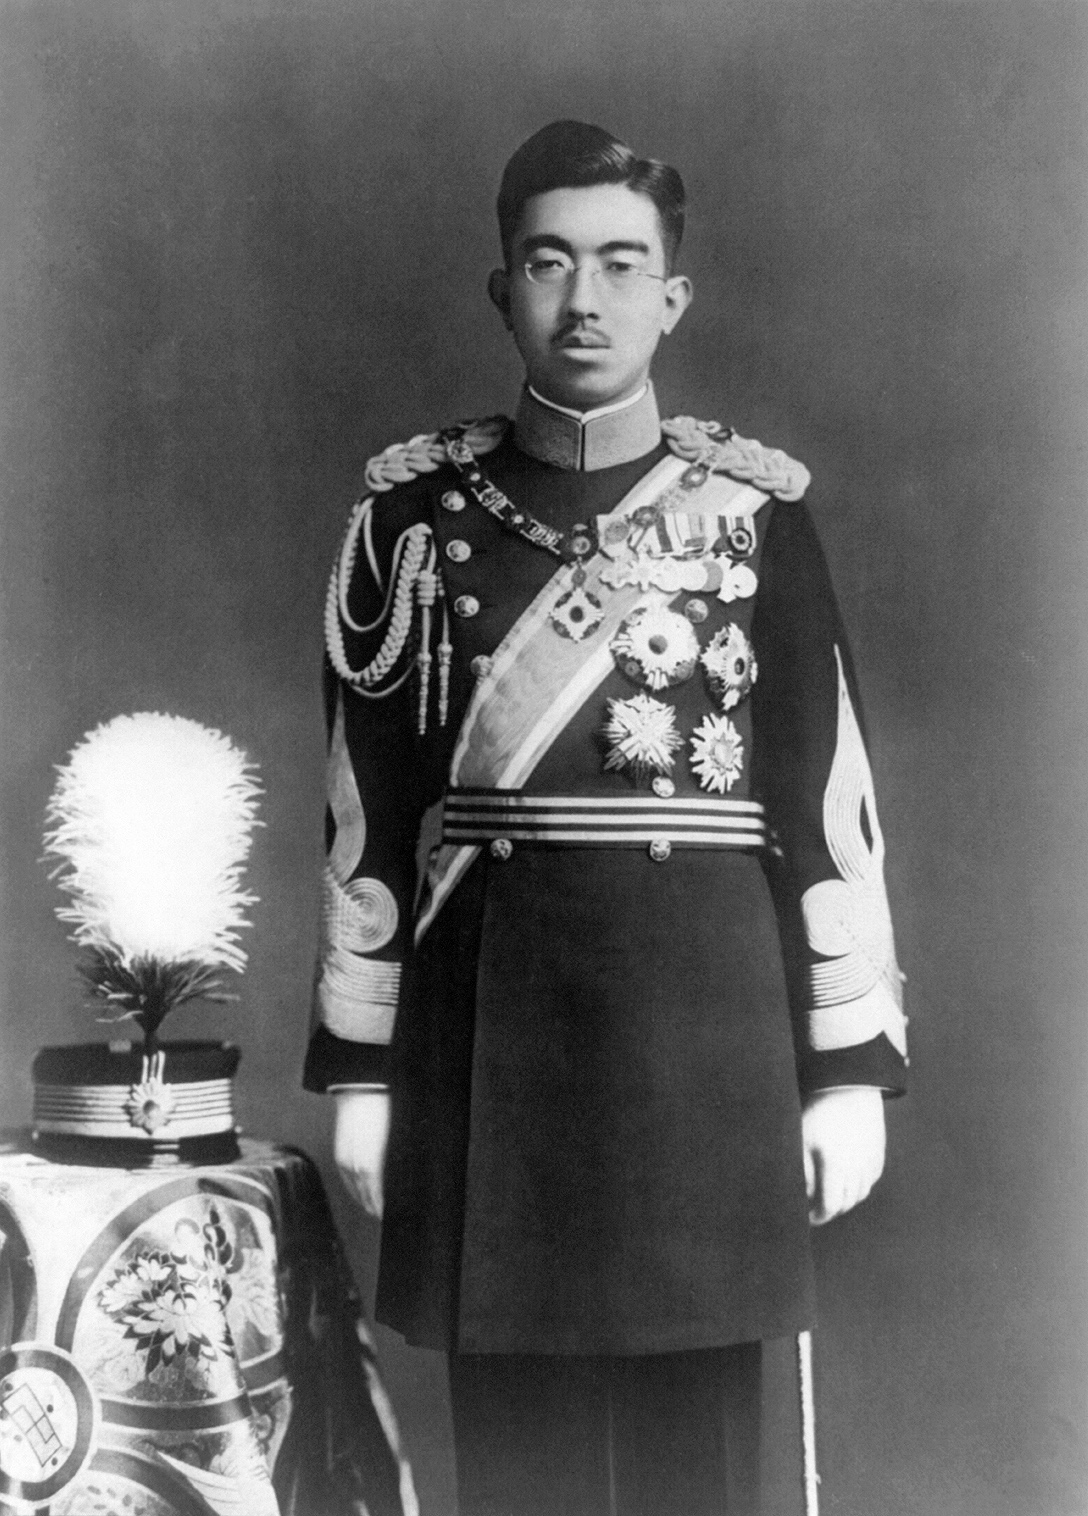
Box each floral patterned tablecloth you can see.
[0,1136,417,1516]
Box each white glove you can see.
[332,1087,391,1218]
[802,1086,886,1226]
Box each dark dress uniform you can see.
[304,385,907,1514]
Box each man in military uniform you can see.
[304,121,907,1516]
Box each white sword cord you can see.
[798,1330,820,1515]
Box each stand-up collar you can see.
[514,383,662,471]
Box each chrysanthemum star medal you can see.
[690,713,745,793]
[701,624,758,710]
[610,604,700,691]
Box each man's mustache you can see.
[552,323,611,348]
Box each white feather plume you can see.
[44,713,262,972]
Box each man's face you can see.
[490,184,692,411]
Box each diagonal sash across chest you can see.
[415,454,769,941]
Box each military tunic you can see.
[304,385,907,1355]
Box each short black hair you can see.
[496,120,686,271]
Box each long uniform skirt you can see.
[377,846,815,1358]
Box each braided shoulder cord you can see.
[661,415,812,502]
[364,416,509,494]
[325,517,433,695]
[335,498,387,635]
[713,431,811,502]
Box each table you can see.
[0,1137,417,1515]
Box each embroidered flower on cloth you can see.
[98,1204,238,1379]
[100,1248,230,1374]
[98,1253,172,1317]
[701,624,758,710]
[611,606,700,691]
[690,714,744,793]
[125,1284,224,1368]
[602,694,683,780]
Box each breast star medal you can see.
[611,605,700,691]
[690,713,745,792]
[601,693,683,781]
[700,624,758,710]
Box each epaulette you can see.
[661,415,811,502]
[363,416,509,494]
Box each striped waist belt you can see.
[442,790,767,851]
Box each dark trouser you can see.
[448,1344,762,1516]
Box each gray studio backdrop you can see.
[2,2,1086,1512]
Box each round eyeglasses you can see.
[523,255,668,296]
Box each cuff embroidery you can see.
[316,949,401,1044]
[801,646,907,1057]
[322,867,398,954]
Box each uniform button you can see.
[684,597,709,624]
[470,655,493,679]
[446,539,472,564]
[651,776,676,798]
[490,838,513,861]
[648,838,672,862]
[441,490,466,512]
[453,595,480,618]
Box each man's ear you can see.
[488,267,512,330]
[660,275,693,335]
